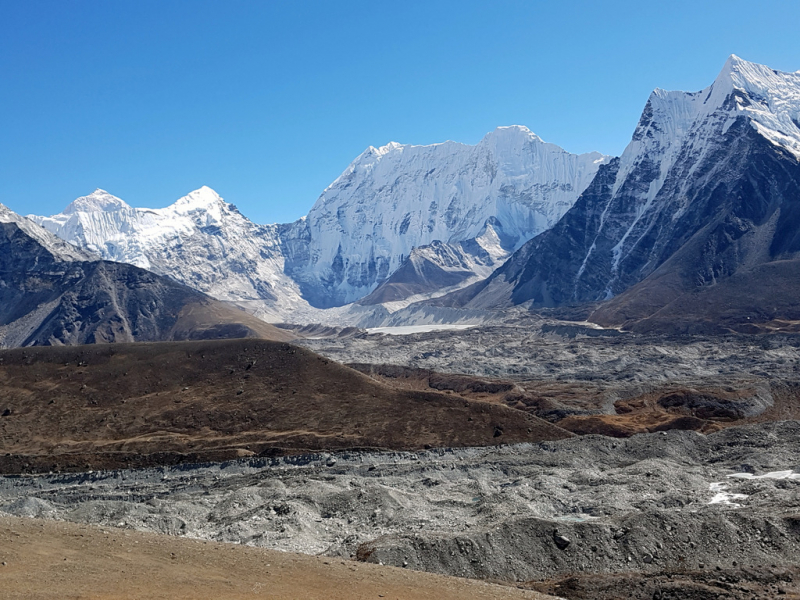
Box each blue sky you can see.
[1,1,798,223]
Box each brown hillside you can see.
[0,339,571,473]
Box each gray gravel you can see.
[2,421,799,581]
[298,320,800,384]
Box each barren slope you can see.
[0,516,555,600]
[0,339,571,473]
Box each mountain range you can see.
[30,126,609,320]
[8,55,800,339]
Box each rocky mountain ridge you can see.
[443,56,800,333]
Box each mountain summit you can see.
[444,56,800,333]
[63,189,132,215]
[281,125,609,307]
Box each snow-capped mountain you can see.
[31,127,609,319]
[31,187,310,321]
[0,204,291,347]
[282,125,609,307]
[450,56,800,332]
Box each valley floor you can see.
[3,324,800,598]
[2,421,800,599]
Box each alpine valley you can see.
[28,57,800,335]
[4,56,800,600]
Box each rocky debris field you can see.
[298,317,800,384]
[2,421,799,598]
[301,319,800,437]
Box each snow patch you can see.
[708,482,748,507]
[708,470,800,508]
[727,470,800,480]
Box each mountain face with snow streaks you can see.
[281,126,609,307]
[449,56,800,332]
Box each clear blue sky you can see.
[1,1,798,223]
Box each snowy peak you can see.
[63,189,131,214]
[170,186,226,214]
[649,55,800,159]
[716,54,794,92]
[719,55,800,158]
[615,56,800,202]
[337,139,463,184]
[289,126,611,307]
[456,55,800,317]
[0,203,97,263]
[480,125,544,149]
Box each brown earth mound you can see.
[0,339,571,474]
[555,382,785,437]
[348,364,794,438]
[0,516,555,600]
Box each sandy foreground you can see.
[0,516,558,600]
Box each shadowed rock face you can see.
[440,59,800,333]
[0,219,292,347]
[504,120,800,304]
[588,123,800,333]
